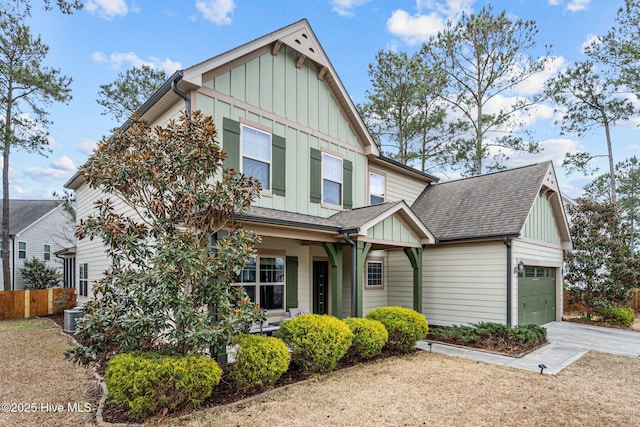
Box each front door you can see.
[313,260,329,315]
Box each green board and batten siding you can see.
[366,215,420,245]
[522,193,561,245]
[196,45,367,216]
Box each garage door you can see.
[518,267,556,325]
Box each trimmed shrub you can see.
[429,322,547,346]
[343,317,388,360]
[601,307,635,326]
[229,334,291,390]
[366,306,428,353]
[105,352,222,419]
[278,314,353,373]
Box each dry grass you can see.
[172,351,640,427]
[0,318,99,427]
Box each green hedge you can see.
[601,307,635,326]
[230,334,290,390]
[105,352,222,419]
[278,314,353,373]
[366,306,428,353]
[343,317,388,360]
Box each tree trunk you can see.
[603,115,617,203]
[2,96,12,291]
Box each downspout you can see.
[11,238,14,290]
[343,229,358,317]
[502,237,512,326]
[171,74,191,115]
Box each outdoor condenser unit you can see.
[63,307,84,332]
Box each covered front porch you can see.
[238,201,434,319]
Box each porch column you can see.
[354,241,372,318]
[323,242,343,318]
[403,246,424,313]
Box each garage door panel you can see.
[518,267,556,325]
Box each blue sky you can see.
[9,0,637,200]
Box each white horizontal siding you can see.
[386,251,414,310]
[362,250,388,316]
[9,206,73,290]
[423,242,507,326]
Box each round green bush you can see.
[278,314,353,373]
[343,317,388,360]
[230,334,291,390]
[105,351,222,419]
[366,306,428,353]
[601,307,635,326]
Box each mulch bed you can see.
[426,325,547,357]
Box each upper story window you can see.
[241,124,272,191]
[322,152,343,206]
[18,242,26,259]
[43,244,51,261]
[369,172,385,205]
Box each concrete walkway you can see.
[417,321,640,375]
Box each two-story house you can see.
[0,199,74,290]
[65,20,571,326]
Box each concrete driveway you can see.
[418,320,640,375]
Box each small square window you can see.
[366,261,383,288]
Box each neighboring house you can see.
[64,20,571,326]
[0,200,74,290]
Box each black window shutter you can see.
[310,148,322,203]
[272,134,286,196]
[343,159,353,209]
[222,118,240,171]
[286,256,298,310]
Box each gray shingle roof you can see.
[1,200,63,235]
[330,201,403,229]
[239,202,405,232]
[412,162,552,242]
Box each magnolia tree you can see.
[564,199,638,317]
[67,111,265,366]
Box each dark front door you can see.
[313,260,329,315]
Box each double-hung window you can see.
[369,172,385,205]
[241,124,271,191]
[366,260,384,288]
[322,153,343,206]
[235,255,285,311]
[18,242,26,259]
[44,244,51,261]
[79,263,88,297]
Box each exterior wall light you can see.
[514,260,524,275]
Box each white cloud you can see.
[85,0,128,20]
[23,167,74,181]
[581,33,599,53]
[548,0,591,12]
[386,9,445,45]
[77,139,98,156]
[196,0,235,25]
[506,138,580,169]
[51,156,76,172]
[387,0,473,45]
[92,51,182,73]
[331,0,371,17]
[513,56,566,96]
[567,0,591,12]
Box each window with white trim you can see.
[44,244,51,261]
[79,263,88,297]
[235,255,285,310]
[241,124,271,191]
[322,152,342,205]
[366,260,384,288]
[369,172,385,205]
[18,241,26,259]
